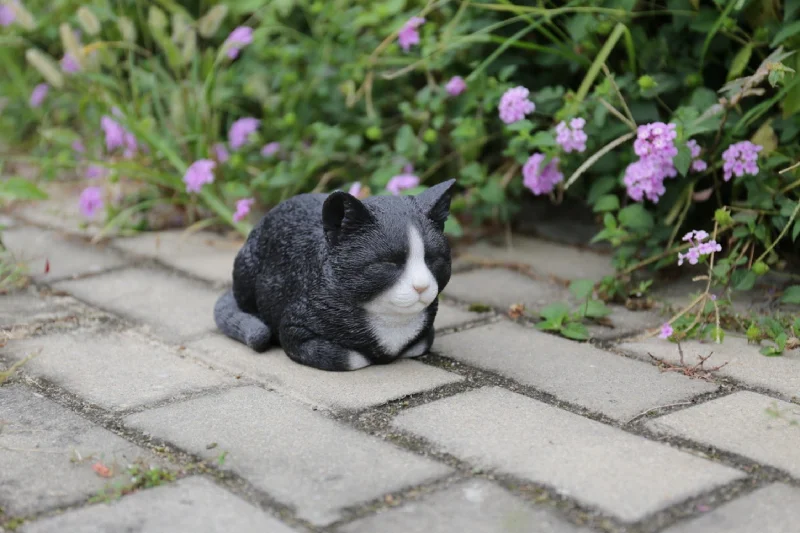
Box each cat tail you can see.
[213,289,272,352]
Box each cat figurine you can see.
[213,179,456,371]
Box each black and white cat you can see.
[213,179,455,371]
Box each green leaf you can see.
[592,194,620,213]
[771,20,800,47]
[618,204,654,231]
[540,302,570,322]
[529,130,556,147]
[561,321,590,341]
[393,125,417,157]
[536,320,562,332]
[760,344,784,356]
[731,270,757,291]
[587,176,617,204]
[781,285,800,305]
[443,216,463,238]
[727,43,753,81]
[0,178,48,202]
[793,220,800,242]
[506,119,534,132]
[569,279,595,300]
[582,299,611,318]
[603,212,617,229]
[674,144,692,176]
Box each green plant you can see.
[89,462,176,503]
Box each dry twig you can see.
[648,342,728,382]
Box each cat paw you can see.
[346,351,372,370]
[400,339,430,358]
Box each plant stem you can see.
[755,199,800,263]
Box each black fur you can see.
[214,179,456,371]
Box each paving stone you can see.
[647,391,800,477]
[587,305,664,340]
[444,268,570,313]
[54,268,220,342]
[341,479,588,533]
[113,230,243,285]
[432,321,715,421]
[5,329,232,411]
[186,335,462,410]
[2,227,125,282]
[461,236,614,281]
[10,182,101,237]
[0,287,85,328]
[661,483,800,533]
[20,476,298,533]
[620,336,800,401]
[434,302,491,331]
[393,387,744,523]
[124,386,451,526]
[0,385,155,516]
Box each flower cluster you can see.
[397,17,425,52]
[677,230,721,266]
[233,198,255,222]
[387,165,420,195]
[29,83,48,107]
[100,111,139,159]
[721,141,762,182]
[78,186,103,218]
[261,141,280,157]
[224,26,253,59]
[658,323,674,339]
[686,139,707,173]
[229,117,260,149]
[183,159,216,193]
[555,118,587,153]
[623,122,679,203]
[445,76,466,96]
[523,153,563,196]
[498,86,535,124]
[0,2,15,26]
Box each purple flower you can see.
[498,86,535,124]
[623,158,675,203]
[678,230,721,266]
[686,139,707,173]
[122,132,138,159]
[72,139,86,154]
[397,17,425,52]
[387,167,420,195]
[522,153,564,196]
[85,164,108,180]
[183,159,216,193]
[61,53,80,73]
[0,2,15,26]
[212,143,229,163]
[722,140,762,182]
[228,117,260,150]
[555,117,588,153]
[224,26,253,59]
[348,182,362,197]
[634,122,678,162]
[100,115,126,152]
[445,76,466,96]
[658,323,674,339]
[261,142,280,157]
[79,186,103,218]
[29,83,48,108]
[233,198,255,222]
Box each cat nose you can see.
[412,282,429,294]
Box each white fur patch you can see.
[347,351,371,370]
[364,225,437,356]
[401,338,429,358]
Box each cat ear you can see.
[414,179,456,231]
[322,191,374,245]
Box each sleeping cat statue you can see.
[213,179,456,371]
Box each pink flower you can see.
[122,132,138,159]
[445,76,466,96]
[183,159,216,193]
[29,84,48,108]
[721,141,762,182]
[397,17,425,52]
[498,86,535,124]
[658,323,673,339]
[212,143,229,163]
[522,153,563,196]
[100,115,126,152]
[224,26,253,59]
[623,157,676,203]
[555,117,588,153]
[348,182,362,197]
[233,198,255,222]
[79,186,103,218]
[61,53,80,73]
[261,142,280,157]
[686,139,708,173]
[0,2,16,26]
[228,117,260,149]
[678,230,721,266]
[634,122,678,162]
[85,164,108,180]
[72,139,86,154]
[387,166,420,195]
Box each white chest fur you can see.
[364,224,437,356]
